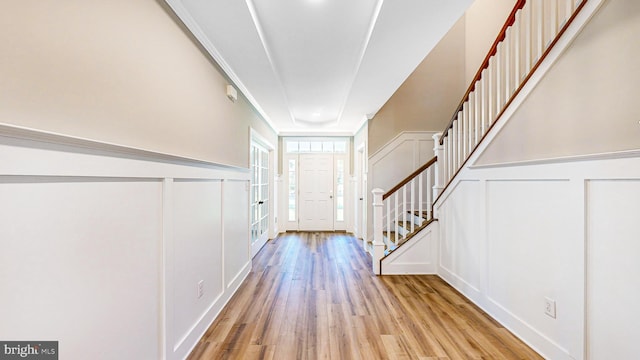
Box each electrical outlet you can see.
[197,280,204,299]
[544,297,556,318]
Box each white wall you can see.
[435,153,640,360]
[586,179,640,360]
[0,127,251,360]
[367,131,436,240]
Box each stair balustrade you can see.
[370,136,443,274]
[440,0,588,188]
[370,0,590,275]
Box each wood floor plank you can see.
[188,232,542,360]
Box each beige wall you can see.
[465,0,516,84]
[477,0,640,165]
[368,0,517,156]
[0,0,276,168]
[368,17,466,155]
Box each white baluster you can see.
[480,70,488,136]
[442,135,449,183]
[468,92,475,152]
[566,0,575,19]
[549,0,558,44]
[418,173,423,226]
[534,0,544,62]
[386,196,391,240]
[432,133,444,199]
[488,57,495,125]
[474,82,481,146]
[451,121,457,175]
[458,114,463,167]
[402,185,407,241]
[426,167,433,220]
[495,42,503,112]
[514,11,522,86]
[410,178,415,233]
[447,128,453,180]
[461,105,467,161]
[504,27,511,103]
[394,191,399,245]
[524,0,532,74]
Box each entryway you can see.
[282,138,348,232]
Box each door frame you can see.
[281,137,351,232]
[249,128,274,258]
[355,142,367,240]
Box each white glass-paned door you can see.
[250,144,269,257]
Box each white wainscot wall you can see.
[370,131,437,192]
[0,129,250,360]
[434,154,640,360]
[367,132,437,240]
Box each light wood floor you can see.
[188,232,542,360]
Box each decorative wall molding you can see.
[434,153,640,360]
[0,129,251,360]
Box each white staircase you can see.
[369,0,592,275]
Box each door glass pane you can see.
[251,144,269,241]
[310,141,322,152]
[299,141,310,152]
[286,141,299,153]
[336,159,344,222]
[288,159,296,221]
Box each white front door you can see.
[299,154,334,230]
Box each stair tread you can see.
[410,210,430,219]
[382,218,437,258]
[396,221,419,230]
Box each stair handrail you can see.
[440,0,527,141]
[436,0,590,194]
[371,143,441,274]
[383,156,437,200]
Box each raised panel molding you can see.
[434,154,640,360]
[0,131,252,360]
[586,180,640,360]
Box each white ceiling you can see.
[166,0,474,135]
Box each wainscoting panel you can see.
[0,130,251,360]
[0,177,163,360]
[586,180,640,360]
[486,179,583,359]
[438,180,482,295]
[223,180,250,289]
[171,180,224,352]
[434,153,640,360]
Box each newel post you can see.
[432,133,444,200]
[371,188,385,275]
